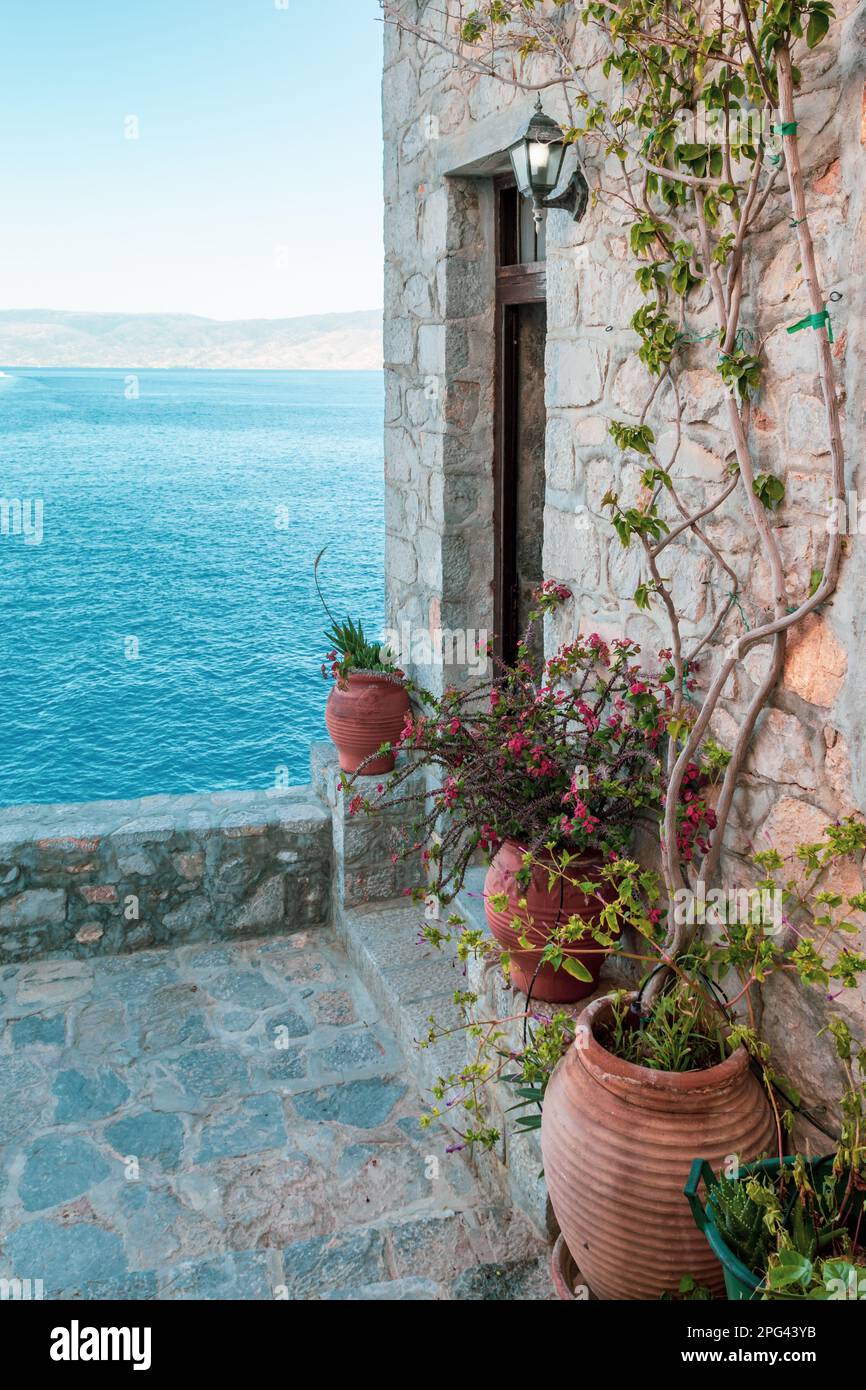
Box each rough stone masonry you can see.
[381,1,866,1132]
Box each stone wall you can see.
[0,789,331,965]
[384,21,500,694]
[310,741,427,911]
[383,0,866,1149]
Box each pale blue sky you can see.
[0,0,384,320]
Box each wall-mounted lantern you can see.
[508,96,588,229]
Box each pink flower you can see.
[479,823,498,851]
[442,776,459,808]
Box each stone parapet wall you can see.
[0,789,332,964]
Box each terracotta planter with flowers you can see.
[484,840,617,1003]
[315,550,410,776]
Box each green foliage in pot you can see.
[702,1019,866,1297]
[764,1254,866,1301]
[601,983,729,1072]
[314,546,397,684]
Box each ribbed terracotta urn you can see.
[541,993,776,1300]
[325,672,411,775]
[484,841,617,1004]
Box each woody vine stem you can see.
[381,0,845,997]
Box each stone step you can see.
[334,878,568,1239]
[332,897,469,1099]
[281,1206,551,1301]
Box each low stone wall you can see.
[0,788,331,964]
[310,741,427,911]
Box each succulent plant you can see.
[709,1177,772,1274]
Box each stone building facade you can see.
[382,1,866,1129]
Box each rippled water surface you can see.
[0,368,385,805]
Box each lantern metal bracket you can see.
[541,162,590,223]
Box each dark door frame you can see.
[494,177,547,664]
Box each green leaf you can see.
[768,1250,814,1289]
[561,957,594,983]
[807,10,831,47]
[753,473,786,511]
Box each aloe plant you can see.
[314,547,396,680]
[709,1176,772,1274]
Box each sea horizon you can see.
[1,364,384,374]
[0,366,386,807]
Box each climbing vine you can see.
[381,0,846,996]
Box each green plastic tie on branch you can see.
[789,216,807,228]
[768,122,797,166]
[729,591,751,632]
[675,325,718,346]
[787,307,834,344]
[642,126,658,155]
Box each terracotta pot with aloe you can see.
[685,1014,866,1301]
[316,547,410,775]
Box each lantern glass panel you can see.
[509,140,531,198]
[531,139,565,191]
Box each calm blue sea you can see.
[0,368,385,806]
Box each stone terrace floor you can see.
[0,930,548,1300]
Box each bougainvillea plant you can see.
[346,583,675,901]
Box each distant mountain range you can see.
[0,309,383,370]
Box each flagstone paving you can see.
[0,930,548,1300]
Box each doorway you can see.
[494,180,548,666]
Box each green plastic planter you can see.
[684,1155,839,1301]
